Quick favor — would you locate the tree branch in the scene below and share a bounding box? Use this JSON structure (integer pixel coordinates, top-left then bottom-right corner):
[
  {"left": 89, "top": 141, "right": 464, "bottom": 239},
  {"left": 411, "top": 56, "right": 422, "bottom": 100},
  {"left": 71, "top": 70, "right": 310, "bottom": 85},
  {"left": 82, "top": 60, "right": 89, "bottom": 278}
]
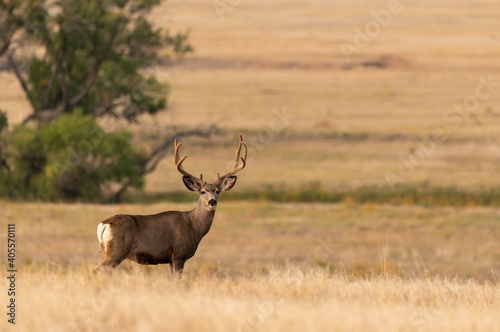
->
[
  {"left": 21, "top": 11, "right": 126, "bottom": 124},
  {"left": 0, "top": 147, "right": 11, "bottom": 172},
  {"left": 55, "top": 46, "right": 68, "bottom": 108},
  {"left": 67, "top": 72, "right": 98, "bottom": 107},
  {"left": 7, "top": 52, "right": 37, "bottom": 116},
  {"left": 143, "top": 125, "right": 220, "bottom": 175},
  {"left": 20, "top": 50, "right": 68, "bottom": 125},
  {"left": 110, "top": 125, "right": 220, "bottom": 202},
  {"left": 0, "top": 2, "right": 17, "bottom": 58},
  {"left": 68, "top": 17, "right": 122, "bottom": 108},
  {"left": 28, "top": 45, "right": 71, "bottom": 123},
  {"left": 7, "top": 52, "right": 29, "bottom": 96},
  {"left": 0, "top": 38, "right": 10, "bottom": 57}
]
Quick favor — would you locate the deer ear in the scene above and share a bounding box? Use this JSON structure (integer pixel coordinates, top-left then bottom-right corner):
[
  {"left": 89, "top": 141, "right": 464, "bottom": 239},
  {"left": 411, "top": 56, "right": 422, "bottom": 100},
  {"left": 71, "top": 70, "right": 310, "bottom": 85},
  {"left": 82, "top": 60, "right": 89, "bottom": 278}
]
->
[
  {"left": 220, "top": 176, "right": 237, "bottom": 192},
  {"left": 182, "top": 176, "right": 200, "bottom": 192}
]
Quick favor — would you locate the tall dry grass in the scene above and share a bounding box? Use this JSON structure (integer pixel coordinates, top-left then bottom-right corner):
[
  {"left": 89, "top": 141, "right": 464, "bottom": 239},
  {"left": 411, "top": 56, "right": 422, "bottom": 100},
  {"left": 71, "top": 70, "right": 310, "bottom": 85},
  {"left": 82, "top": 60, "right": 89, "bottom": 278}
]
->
[{"left": 8, "top": 264, "right": 499, "bottom": 332}]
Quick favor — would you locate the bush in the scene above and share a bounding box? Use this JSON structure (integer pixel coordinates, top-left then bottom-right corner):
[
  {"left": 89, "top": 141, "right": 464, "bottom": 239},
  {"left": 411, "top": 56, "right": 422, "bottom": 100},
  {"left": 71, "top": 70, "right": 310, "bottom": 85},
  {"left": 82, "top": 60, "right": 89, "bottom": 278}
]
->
[{"left": 0, "top": 111, "right": 145, "bottom": 201}]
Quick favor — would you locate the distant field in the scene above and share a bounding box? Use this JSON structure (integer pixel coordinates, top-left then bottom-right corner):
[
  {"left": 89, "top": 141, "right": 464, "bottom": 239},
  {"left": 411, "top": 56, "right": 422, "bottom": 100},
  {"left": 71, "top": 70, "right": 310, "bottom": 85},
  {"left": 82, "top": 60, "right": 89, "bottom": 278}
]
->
[{"left": 1, "top": 200, "right": 499, "bottom": 278}]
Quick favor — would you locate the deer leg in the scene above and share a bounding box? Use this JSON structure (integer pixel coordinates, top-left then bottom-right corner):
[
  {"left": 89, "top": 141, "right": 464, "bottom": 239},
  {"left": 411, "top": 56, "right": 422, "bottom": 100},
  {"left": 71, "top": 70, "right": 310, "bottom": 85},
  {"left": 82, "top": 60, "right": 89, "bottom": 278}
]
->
[
  {"left": 93, "top": 259, "right": 120, "bottom": 274},
  {"left": 173, "top": 259, "right": 185, "bottom": 278},
  {"left": 93, "top": 238, "right": 130, "bottom": 274}
]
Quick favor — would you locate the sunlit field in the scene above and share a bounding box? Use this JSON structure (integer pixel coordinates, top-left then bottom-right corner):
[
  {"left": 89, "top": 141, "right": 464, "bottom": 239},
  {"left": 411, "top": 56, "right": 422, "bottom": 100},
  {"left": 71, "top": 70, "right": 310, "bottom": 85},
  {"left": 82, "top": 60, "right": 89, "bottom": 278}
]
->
[
  {"left": 2, "top": 0, "right": 500, "bottom": 331},
  {"left": 16, "top": 266, "right": 500, "bottom": 332},
  {"left": 1, "top": 200, "right": 500, "bottom": 331}
]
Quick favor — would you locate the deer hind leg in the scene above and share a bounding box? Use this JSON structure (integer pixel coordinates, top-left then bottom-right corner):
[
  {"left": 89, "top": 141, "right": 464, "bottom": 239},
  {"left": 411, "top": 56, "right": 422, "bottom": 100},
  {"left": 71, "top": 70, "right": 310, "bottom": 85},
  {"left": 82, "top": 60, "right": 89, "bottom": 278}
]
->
[
  {"left": 172, "top": 259, "right": 185, "bottom": 278},
  {"left": 93, "top": 223, "right": 133, "bottom": 274},
  {"left": 94, "top": 242, "right": 126, "bottom": 273}
]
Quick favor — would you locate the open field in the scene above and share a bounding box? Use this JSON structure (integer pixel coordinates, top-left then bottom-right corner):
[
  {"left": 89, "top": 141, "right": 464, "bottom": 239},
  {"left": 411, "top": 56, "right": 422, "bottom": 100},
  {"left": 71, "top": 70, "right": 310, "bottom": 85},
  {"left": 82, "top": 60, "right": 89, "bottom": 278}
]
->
[
  {"left": 1, "top": 200, "right": 500, "bottom": 278},
  {"left": 12, "top": 266, "right": 500, "bottom": 332},
  {"left": 1, "top": 0, "right": 500, "bottom": 331},
  {"left": 1, "top": 200, "right": 500, "bottom": 331}
]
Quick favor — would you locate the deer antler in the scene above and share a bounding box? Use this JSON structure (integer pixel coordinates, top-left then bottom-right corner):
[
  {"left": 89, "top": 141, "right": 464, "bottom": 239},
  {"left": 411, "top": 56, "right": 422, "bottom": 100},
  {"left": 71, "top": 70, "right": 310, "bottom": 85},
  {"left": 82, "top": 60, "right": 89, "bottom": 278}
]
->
[
  {"left": 215, "top": 135, "right": 247, "bottom": 184},
  {"left": 174, "top": 138, "right": 204, "bottom": 184}
]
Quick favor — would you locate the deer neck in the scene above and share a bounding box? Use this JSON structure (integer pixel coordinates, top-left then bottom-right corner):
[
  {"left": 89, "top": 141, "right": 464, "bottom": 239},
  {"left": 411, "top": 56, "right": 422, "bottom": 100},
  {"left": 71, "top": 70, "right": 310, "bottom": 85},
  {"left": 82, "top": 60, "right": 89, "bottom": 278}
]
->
[{"left": 188, "top": 198, "right": 216, "bottom": 238}]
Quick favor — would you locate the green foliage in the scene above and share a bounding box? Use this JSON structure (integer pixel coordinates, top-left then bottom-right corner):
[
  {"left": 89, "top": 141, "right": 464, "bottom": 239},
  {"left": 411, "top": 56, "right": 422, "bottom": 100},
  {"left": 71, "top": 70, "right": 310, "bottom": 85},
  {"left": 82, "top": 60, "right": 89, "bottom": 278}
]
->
[
  {"left": 0, "top": 0, "right": 25, "bottom": 56},
  {"left": 165, "top": 30, "right": 194, "bottom": 60},
  {"left": 7, "top": 0, "right": 192, "bottom": 121},
  {"left": 0, "top": 0, "right": 194, "bottom": 201},
  {"left": 0, "top": 111, "right": 145, "bottom": 201},
  {"left": 0, "top": 111, "right": 8, "bottom": 132}
]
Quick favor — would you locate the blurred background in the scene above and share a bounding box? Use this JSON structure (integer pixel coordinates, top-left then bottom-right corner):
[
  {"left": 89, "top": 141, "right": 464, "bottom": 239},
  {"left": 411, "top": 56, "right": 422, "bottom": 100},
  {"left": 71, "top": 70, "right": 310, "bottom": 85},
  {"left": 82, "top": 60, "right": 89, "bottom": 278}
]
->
[{"left": 1, "top": 0, "right": 500, "bottom": 279}]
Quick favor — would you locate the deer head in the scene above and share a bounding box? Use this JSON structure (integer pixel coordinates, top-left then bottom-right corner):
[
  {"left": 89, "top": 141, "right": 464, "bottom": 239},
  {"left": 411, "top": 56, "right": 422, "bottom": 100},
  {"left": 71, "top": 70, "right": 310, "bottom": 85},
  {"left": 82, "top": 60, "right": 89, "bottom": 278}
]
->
[{"left": 174, "top": 135, "right": 247, "bottom": 211}]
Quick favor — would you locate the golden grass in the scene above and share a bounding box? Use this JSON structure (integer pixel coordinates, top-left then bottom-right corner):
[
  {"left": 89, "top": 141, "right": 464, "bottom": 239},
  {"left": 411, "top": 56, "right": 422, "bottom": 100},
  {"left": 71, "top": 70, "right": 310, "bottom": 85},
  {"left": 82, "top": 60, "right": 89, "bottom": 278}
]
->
[
  {"left": 7, "top": 264, "right": 500, "bottom": 332},
  {"left": 1, "top": 189, "right": 499, "bottom": 331},
  {"left": 1, "top": 200, "right": 499, "bottom": 279}
]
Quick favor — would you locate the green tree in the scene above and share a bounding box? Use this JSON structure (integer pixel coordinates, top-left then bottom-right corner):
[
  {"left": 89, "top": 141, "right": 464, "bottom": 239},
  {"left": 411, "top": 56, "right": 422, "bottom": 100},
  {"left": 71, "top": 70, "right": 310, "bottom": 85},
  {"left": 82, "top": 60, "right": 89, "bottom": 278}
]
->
[
  {"left": 0, "top": 110, "right": 145, "bottom": 200},
  {"left": 5, "top": 0, "right": 182, "bottom": 122},
  {"left": 0, "top": 0, "right": 210, "bottom": 201}
]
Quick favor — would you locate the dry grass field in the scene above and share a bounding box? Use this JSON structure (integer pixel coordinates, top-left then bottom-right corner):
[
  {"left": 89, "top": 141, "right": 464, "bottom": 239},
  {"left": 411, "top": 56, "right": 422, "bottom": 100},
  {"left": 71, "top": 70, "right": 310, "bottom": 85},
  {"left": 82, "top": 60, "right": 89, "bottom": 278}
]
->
[
  {"left": 2, "top": 0, "right": 500, "bottom": 331},
  {"left": 15, "top": 266, "right": 500, "bottom": 332},
  {"left": 1, "top": 200, "right": 500, "bottom": 331}
]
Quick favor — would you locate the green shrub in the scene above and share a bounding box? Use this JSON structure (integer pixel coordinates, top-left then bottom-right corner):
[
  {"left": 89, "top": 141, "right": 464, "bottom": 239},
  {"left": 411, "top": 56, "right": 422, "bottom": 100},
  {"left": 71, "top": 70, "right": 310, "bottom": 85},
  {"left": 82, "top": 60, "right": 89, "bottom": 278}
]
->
[{"left": 0, "top": 111, "right": 145, "bottom": 201}]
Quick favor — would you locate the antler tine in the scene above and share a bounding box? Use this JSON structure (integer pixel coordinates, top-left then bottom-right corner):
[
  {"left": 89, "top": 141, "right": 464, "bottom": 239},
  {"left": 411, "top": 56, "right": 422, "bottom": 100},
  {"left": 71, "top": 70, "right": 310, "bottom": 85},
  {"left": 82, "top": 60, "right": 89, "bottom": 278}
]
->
[
  {"left": 174, "top": 138, "right": 203, "bottom": 183},
  {"left": 216, "top": 135, "right": 247, "bottom": 183},
  {"left": 233, "top": 134, "right": 245, "bottom": 168}
]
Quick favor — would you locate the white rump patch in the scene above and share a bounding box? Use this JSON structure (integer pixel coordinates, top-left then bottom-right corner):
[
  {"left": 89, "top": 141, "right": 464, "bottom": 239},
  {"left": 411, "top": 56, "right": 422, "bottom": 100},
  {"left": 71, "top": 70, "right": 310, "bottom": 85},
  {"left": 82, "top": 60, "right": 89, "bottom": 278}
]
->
[{"left": 97, "top": 223, "right": 113, "bottom": 250}]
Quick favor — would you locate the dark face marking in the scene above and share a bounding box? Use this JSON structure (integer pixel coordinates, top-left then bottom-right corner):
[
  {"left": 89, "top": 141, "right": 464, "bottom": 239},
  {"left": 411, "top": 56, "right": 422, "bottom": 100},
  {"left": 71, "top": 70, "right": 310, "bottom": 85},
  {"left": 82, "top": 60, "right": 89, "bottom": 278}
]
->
[{"left": 199, "top": 183, "right": 221, "bottom": 210}]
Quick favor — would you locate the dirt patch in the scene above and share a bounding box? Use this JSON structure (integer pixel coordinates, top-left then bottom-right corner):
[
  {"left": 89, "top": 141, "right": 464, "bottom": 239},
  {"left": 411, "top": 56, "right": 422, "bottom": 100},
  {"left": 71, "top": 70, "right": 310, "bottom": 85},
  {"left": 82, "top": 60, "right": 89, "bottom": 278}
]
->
[
  {"left": 342, "top": 55, "right": 411, "bottom": 70},
  {"left": 169, "top": 56, "right": 338, "bottom": 71}
]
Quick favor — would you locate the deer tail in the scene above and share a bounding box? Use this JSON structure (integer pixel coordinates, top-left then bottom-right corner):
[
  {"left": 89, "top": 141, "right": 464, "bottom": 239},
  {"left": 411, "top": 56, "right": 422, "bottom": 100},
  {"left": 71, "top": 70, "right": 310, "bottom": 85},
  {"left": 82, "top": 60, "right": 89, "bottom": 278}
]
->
[{"left": 97, "top": 222, "right": 108, "bottom": 251}]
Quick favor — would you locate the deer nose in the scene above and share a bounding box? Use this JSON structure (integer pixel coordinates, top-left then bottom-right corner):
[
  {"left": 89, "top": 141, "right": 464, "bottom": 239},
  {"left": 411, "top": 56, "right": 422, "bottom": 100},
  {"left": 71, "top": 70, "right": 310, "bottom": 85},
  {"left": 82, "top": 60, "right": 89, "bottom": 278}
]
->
[{"left": 208, "top": 199, "right": 217, "bottom": 207}]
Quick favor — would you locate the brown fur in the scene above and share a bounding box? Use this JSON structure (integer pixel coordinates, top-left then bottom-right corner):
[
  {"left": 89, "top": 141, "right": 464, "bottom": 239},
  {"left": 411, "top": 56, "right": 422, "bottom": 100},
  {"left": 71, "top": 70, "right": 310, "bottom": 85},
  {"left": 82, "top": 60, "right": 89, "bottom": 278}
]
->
[
  {"left": 94, "top": 180, "right": 237, "bottom": 276},
  {"left": 94, "top": 136, "right": 246, "bottom": 277}
]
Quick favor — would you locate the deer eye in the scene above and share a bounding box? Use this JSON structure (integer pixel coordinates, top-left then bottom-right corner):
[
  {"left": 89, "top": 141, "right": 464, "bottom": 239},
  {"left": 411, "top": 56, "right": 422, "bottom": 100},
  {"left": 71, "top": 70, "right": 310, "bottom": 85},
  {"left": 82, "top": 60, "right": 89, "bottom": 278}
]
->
[
  {"left": 215, "top": 190, "right": 220, "bottom": 194},
  {"left": 201, "top": 191, "right": 206, "bottom": 194}
]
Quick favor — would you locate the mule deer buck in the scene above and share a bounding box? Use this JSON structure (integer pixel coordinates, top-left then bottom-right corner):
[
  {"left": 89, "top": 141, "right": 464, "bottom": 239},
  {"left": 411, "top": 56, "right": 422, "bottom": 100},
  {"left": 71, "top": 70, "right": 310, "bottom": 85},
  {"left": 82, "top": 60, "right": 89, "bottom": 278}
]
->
[{"left": 94, "top": 135, "right": 247, "bottom": 276}]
